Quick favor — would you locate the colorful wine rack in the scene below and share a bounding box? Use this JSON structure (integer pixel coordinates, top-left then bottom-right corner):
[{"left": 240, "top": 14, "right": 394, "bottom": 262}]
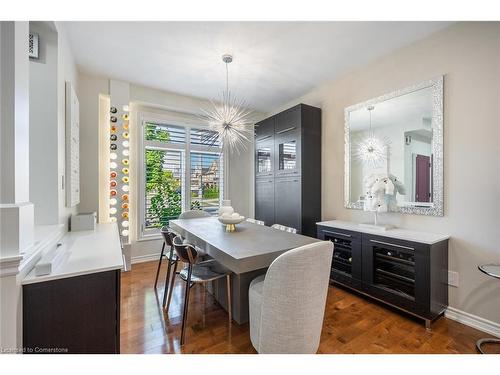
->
[{"left": 109, "top": 105, "right": 130, "bottom": 240}]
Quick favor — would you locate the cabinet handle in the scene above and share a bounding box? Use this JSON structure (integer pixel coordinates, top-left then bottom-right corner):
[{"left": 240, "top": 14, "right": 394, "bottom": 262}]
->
[
  {"left": 276, "top": 126, "right": 296, "bottom": 134},
  {"left": 370, "top": 239, "right": 415, "bottom": 251},
  {"left": 322, "top": 230, "right": 351, "bottom": 238}
]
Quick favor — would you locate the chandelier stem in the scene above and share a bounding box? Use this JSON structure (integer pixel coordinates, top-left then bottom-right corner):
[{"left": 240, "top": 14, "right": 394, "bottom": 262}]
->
[{"left": 225, "top": 62, "right": 228, "bottom": 94}]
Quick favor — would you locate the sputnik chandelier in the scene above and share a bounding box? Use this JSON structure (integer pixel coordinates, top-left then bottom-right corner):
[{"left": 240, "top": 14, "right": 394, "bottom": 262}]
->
[
  {"left": 200, "top": 54, "right": 254, "bottom": 152},
  {"left": 354, "top": 105, "right": 389, "bottom": 166}
]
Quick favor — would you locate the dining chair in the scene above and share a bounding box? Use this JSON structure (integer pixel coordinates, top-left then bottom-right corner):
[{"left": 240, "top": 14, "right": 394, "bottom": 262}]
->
[
  {"left": 171, "top": 235, "right": 233, "bottom": 345},
  {"left": 178, "top": 210, "right": 211, "bottom": 219},
  {"left": 248, "top": 241, "right": 333, "bottom": 353},
  {"left": 178, "top": 210, "right": 211, "bottom": 257},
  {"left": 246, "top": 218, "right": 265, "bottom": 225},
  {"left": 153, "top": 227, "right": 180, "bottom": 310},
  {"left": 154, "top": 226, "right": 178, "bottom": 290},
  {"left": 271, "top": 223, "right": 297, "bottom": 234}
]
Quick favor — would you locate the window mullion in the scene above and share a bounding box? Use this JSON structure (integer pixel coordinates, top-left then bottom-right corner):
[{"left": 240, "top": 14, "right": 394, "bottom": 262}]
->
[{"left": 184, "top": 126, "right": 191, "bottom": 212}]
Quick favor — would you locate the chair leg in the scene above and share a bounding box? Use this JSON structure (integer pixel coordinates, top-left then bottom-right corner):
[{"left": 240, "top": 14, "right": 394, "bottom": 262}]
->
[
  {"left": 154, "top": 242, "right": 166, "bottom": 289},
  {"left": 201, "top": 283, "right": 208, "bottom": 327},
  {"left": 165, "top": 261, "right": 178, "bottom": 313},
  {"left": 162, "top": 246, "right": 174, "bottom": 307},
  {"left": 226, "top": 274, "right": 232, "bottom": 323},
  {"left": 180, "top": 265, "right": 193, "bottom": 346}
]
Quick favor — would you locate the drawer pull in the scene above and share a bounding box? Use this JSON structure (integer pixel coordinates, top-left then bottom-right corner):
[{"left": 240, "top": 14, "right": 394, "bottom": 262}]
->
[
  {"left": 322, "top": 230, "right": 351, "bottom": 238},
  {"left": 370, "top": 239, "right": 415, "bottom": 251},
  {"left": 276, "top": 126, "right": 296, "bottom": 134}
]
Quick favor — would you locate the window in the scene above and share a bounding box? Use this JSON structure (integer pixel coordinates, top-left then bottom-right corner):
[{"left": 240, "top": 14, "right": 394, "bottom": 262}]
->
[
  {"left": 190, "top": 152, "right": 222, "bottom": 215},
  {"left": 141, "top": 119, "right": 223, "bottom": 237}
]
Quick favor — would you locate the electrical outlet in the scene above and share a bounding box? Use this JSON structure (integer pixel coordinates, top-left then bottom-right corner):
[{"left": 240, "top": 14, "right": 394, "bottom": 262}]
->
[{"left": 448, "top": 271, "right": 459, "bottom": 287}]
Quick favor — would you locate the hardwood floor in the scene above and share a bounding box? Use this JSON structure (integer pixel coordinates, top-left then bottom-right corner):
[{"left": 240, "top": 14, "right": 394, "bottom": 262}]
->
[{"left": 121, "top": 261, "right": 491, "bottom": 354}]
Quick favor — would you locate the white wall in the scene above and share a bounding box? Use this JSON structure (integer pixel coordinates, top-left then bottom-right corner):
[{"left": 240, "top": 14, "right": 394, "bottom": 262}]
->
[
  {"left": 78, "top": 73, "right": 109, "bottom": 214},
  {"left": 29, "top": 22, "right": 59, "bottom": 225},
  {"left": 268, "top": 22, "right": 500, "bottom": 324},
  {"left": 55, "top": 22, "right": 80, "bottom": 227},
  {"left": 0, "top": 21, "right": 32, "bottom": 351},
  {"left": 27, "top": 22, "right": 80, "bottom": 228}
]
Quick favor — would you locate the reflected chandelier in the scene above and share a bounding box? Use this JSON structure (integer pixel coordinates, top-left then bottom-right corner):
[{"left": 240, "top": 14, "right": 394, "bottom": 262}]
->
[
  {"left": 200, "top": 54, "right": 254, "bottom": 152},
  {"left": 354, "top": 105, "right": 389, "bottom": 166}
]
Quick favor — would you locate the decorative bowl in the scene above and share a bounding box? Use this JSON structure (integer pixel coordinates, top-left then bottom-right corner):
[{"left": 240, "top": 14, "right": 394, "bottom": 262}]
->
[{"left": 218, "top": 214, "right": 245, "bottom": 232}]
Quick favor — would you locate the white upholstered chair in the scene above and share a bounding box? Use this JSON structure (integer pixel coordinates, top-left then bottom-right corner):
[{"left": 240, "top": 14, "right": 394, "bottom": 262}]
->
[
  {"left": 178, "top": 209, "right": 211, "bottom": 257},
  {"left": 179, "top": 210, "right": 211, "bottom": 219},
  {"left": 248, "top": 241, "right": 334, "bottom": 353}
]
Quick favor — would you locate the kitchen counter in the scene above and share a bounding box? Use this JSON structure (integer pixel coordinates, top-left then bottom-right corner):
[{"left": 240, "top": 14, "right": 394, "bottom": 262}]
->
[{"left": 23, "top": 223, "right": 123, "bottom": 285}]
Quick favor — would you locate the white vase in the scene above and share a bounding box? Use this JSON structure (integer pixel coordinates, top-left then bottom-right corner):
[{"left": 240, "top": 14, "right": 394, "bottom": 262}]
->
[{"left": 219, "top": 200, "right": 234, "bottom": 216}]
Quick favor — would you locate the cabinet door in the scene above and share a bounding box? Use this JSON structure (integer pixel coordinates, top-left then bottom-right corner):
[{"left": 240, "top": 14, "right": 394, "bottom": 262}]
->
[
  {"left": 317, "top": 227, "right": 362, "bottom": 289},
  {"left": 274, "top": 177, "right": 301, "bottom": 232},
  {"left": 275, "top": 106, "right": 301, "bottom": 133},
  {"left": 275, "top": 129, "right": 301, "bottom": 177},
  {"left": 255, "top": 178, "right": 275, "bottom": 226},
  {"left": 255, "top": 116, "right": 275, "bottom": 141},
  {"left": 255, "top": 137, "right": 275, "bottom": 178},
  {"left": 362, "top": 234, "right": 430, "bottom": 317}
]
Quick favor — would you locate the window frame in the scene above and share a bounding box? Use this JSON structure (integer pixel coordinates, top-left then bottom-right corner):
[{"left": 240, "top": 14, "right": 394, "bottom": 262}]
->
[{"left": 138, "top": 110, "right": 227, "bottom": 241}]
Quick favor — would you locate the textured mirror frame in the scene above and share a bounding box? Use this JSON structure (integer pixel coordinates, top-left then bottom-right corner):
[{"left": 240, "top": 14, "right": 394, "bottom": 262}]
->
[{"left": 344, "top": 76, "right": 444, "bottom": 217}]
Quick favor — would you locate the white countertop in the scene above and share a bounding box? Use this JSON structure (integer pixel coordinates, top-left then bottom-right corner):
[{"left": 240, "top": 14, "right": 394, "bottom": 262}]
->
[
  {"left": 317, "top": 220, "right": 450, "bottom": 245},
  {"left": 23, "top": 223, "right": 123, "bottom": 285}
]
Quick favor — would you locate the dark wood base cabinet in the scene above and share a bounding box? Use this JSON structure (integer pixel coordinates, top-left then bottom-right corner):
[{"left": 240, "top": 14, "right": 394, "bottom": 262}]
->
[
  {"left": 317, "top": 224, "right": 448, "bottom": 328},
  {"left": 23, "top": 270, "right": 121, "bottom": 354}
]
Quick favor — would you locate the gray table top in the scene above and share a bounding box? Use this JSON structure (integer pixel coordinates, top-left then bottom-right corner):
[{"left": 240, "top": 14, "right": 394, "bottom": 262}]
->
[{"left": 169, "top": 217, "right": 320, "bottom": 274}]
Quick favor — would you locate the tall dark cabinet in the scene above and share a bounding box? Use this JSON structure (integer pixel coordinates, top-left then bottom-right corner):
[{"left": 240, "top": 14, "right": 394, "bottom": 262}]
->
[{"left": 255, "top": 104, "right": 321, "bottom": 237}]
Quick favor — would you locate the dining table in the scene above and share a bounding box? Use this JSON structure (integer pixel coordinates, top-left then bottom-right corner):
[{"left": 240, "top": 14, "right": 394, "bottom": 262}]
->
[{"left": 169, "top": 217, "right": 321, "bottom": 324}]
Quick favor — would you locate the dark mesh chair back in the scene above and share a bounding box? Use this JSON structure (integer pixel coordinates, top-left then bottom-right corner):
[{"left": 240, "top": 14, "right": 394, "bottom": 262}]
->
[
  {"left": 173, "top": 235, "right": 198, "bottom": 264},
  {"left": 160, "top": 226, "right": 176, "bottom": 247}
]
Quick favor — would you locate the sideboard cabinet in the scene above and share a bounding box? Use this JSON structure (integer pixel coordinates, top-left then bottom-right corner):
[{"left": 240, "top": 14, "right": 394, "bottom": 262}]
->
[
  {"left": 317, "top": 220, "right": 449, "bottom": 329},
  {"left": 255, "top": 104, "right": 321, "bottom": 237}
]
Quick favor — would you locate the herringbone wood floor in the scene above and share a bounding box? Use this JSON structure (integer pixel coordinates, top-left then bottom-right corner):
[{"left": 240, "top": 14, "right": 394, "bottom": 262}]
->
[{"left": 120, "top": 261, "right": 494, "bottom": 354}]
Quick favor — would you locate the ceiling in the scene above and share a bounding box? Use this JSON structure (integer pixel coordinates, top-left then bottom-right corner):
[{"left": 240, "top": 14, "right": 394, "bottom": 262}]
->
[
  {"left": 64, "top": 21, "right": 452, "bottom": 112},
  {"left": 349, "top": 86, "right": 433, "bottom": 132}
]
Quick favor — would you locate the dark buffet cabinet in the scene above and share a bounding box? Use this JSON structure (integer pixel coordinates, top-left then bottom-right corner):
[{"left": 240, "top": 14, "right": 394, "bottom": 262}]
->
[
  {"left": 23, "top": 269, "right": 121, "bottom": 353},
  {"left": 317, "top": 222, "right": 449, "bottom": 328},
  {"left": 255, "top": 104, "right": 321, "bottom": 236}
]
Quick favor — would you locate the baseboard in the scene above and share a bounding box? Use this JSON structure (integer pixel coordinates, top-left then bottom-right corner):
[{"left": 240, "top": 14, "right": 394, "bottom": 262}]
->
[
  {"left": 131, "top": 253, "right": 160, "bottom": 264},
  {"left": 445, "top": 307, "right": 500, "bottom": 338}
]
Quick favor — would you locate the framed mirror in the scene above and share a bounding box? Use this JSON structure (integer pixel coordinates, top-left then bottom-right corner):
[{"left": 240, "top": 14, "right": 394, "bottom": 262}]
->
[{"left": 344, "top": 76, "right": 443, "bottom": 216}]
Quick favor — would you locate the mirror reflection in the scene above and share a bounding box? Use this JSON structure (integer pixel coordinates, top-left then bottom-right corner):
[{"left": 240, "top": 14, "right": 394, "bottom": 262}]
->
[{"left": 348, "top": 86, "right": 434, "bottom": 210}]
